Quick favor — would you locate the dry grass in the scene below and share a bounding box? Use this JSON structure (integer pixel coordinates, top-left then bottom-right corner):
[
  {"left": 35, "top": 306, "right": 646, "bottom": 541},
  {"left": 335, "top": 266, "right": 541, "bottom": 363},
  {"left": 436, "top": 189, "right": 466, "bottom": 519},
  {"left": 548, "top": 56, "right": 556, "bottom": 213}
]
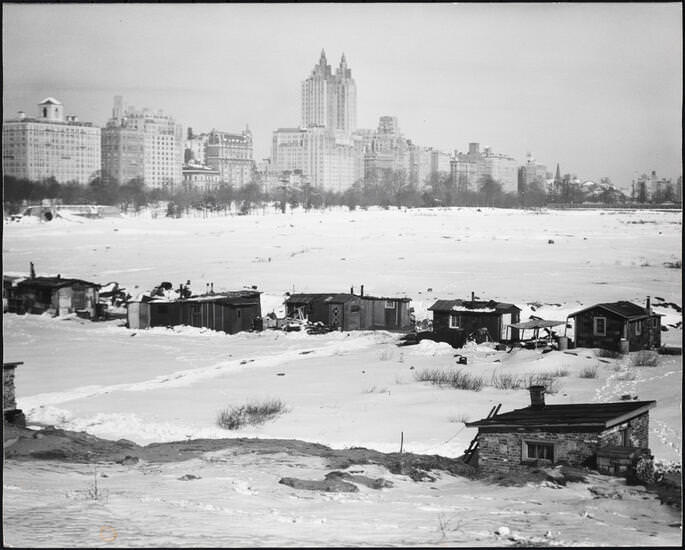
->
[
  {"left": 217, "top": 399, "right": 287, "bottom": 430},
  {"left": 598, "top": 348, "right": 623, "bottom": 359},
  {"left": 578, "top": 365, "right": 598, "bottom": 378},
  {"left": 363, "top": 385, "right": 390, "bottom": 394},
  {"left": 489, "top": 370, "right": 565, "bottom": 393},
  {"left": 415, "top": 368, "right": 484, "bottom": 391},
  {"left": 447, "top": 413, "right": 471, "bottom": 424}
]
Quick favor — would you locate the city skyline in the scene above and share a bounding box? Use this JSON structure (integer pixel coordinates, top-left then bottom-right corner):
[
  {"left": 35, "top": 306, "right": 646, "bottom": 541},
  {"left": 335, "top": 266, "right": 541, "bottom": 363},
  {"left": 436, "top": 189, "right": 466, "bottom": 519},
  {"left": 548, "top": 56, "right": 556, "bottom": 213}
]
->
[{"left": 2, "top": 3, "right": 682, "bottom": 189}]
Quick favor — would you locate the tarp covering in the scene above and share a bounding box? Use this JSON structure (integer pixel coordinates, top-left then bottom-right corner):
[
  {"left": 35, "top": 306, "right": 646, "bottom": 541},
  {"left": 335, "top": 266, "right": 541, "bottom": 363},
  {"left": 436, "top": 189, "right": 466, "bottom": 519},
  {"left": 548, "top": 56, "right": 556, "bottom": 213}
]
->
[{"left": 509, "top": 319, "right": 565, "bottom": 330}]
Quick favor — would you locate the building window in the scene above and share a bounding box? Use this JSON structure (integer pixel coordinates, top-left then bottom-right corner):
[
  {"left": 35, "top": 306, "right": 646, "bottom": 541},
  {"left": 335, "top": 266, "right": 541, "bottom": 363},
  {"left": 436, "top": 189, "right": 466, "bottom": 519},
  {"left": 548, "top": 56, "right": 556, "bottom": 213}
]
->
[
  {"left": 384, "top": 300, "right": 395, "bottom": 309},
  {"left": 593, "top": 316, "right": 606, "bottom": 336},
  {"left": 634, "top": 321, "right": 642, "bottom": 336},
  {"left": 449, "top": 315, "right": 460, "bottom": 329},
  {"left": 651, "top": 317, "right": 659, "bottom": 329},
  {"left": 524, "top": 441, "right": 554, "bottom": 461}
]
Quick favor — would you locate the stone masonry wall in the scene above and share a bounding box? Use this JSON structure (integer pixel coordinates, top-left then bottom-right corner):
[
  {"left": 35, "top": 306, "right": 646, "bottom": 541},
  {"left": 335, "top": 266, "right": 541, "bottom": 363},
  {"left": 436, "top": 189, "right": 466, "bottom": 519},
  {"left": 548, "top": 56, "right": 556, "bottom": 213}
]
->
[
  {"left": 477, "top": 414, "right": 650, "bottom": 474},
  {"left": 3, "top": 368, "right": 17, "bottom": 411}
]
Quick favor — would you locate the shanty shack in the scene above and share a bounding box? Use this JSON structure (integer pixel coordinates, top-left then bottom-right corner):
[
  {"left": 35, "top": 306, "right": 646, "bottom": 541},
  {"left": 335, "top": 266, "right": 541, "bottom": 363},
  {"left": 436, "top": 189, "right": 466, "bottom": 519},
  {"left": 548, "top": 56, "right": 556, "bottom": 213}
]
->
[
  {"left": 428, "top": 296, "right": 520, "bottom": 346},
  {"left": 127, "top": 291, "right": 262, "bottom": 334},
  {"left": 285, "top": 289, "right": 413, "bottom": 331},
  {"left": 285, "top": 293, "right": 362, "bottom": 331},
  {"left": 567, "top": 298, "right": 661, "bottom": 352},
  {"left": 465, "top": 386, "right": 655, "bottom": 475},
  {"left": 3, "top": 361, "right": 25, "bottom": 426},
  {"left": 359, "top": 295, "right": 412, "bottom": 331},
  {"left": 178, "top": 291, "right": 262, "bottom": 334},
  {"left": 8, "top": 276, "right": 100, "bottom": 318},
  {"left": 126, "top": 298, "right": 181, "bottom": 329}
]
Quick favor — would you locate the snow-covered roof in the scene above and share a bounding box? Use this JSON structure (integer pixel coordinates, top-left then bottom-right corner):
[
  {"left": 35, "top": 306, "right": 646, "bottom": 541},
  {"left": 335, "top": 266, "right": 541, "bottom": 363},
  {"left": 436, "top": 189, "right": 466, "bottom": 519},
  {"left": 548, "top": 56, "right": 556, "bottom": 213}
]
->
[
  {"left": 39, "top": 97, "right": 62, "bottom": 105},
  {"left": 451, "top": 306, "right": 496, "bottom": 313}
]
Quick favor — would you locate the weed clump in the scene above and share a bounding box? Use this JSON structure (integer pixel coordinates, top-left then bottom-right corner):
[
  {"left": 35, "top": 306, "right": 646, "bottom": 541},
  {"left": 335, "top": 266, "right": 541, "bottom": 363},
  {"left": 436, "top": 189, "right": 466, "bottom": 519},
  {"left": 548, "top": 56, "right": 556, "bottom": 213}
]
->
[
  {"left": 415, "top": 368, "right": 484, "bottom": 391},
  {"left": 631, "top": 350, "right": 659, "bottom": 367},
  {"left": 217, "top": 399, "right": 287, "bottom": 430},
  {"left": 579, "top": 365, "right": 598, "bottom": 378}
]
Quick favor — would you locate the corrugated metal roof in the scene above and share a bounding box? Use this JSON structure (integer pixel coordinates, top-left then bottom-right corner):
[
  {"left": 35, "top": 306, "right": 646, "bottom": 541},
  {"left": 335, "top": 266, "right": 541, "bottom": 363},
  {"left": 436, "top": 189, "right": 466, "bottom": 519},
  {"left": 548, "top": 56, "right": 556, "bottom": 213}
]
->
[
  {"left": 361, "top": 296, "right": 412, "bottom": 303},
  {"left": 182, "top": 291, "right": 260, "bottom": 304},
  {"left": 466, "top": 401, "right": 656, "bottom": 430},
  {"left": 568, "top": 301, "right": 656, "bottom": 320},
  {"left": 428, "top": 299, "right": 519, "bottom": 312}
]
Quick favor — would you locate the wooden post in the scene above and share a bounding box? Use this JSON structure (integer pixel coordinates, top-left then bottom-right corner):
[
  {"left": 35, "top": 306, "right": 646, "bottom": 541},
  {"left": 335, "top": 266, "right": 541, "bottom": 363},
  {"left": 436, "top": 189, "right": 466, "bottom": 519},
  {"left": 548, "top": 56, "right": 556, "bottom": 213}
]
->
[{"left": 400, "top": 431, "right": 404, "bottom": 454}]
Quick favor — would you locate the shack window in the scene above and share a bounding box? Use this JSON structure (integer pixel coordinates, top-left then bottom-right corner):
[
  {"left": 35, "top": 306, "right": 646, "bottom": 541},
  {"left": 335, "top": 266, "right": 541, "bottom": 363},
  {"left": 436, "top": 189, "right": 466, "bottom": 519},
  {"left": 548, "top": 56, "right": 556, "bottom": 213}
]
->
[
  {"left": 449, "top": 315, "right": 460, "bottom": 329},
  {"left": 634, "top": 321, "right": 642, "bottom": 336},
  {"left": 651, "top": 317, "right": 659, "bottom": 328},
  {"left": 350, "top": 305, "right": 360, "bottom": 312},
  {"left": 524, "top": 441, "right": 554, "bottom": 461},
  {"left": 593, "top": 316, "right": 606, "bottom": 336},
  {"left": 384, "top": 301, "right": 395, "bottom": 309}
]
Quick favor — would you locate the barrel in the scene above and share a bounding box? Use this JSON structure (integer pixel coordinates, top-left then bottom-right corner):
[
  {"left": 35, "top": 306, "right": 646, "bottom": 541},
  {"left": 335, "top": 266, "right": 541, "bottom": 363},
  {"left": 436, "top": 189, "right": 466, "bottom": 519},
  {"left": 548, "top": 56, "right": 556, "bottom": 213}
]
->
[
  {"left": 619, "top": 338, "right": 630, "bottom": 355},
  {"left": 557, "top": 336, "right": 568, "bottom": 351}
]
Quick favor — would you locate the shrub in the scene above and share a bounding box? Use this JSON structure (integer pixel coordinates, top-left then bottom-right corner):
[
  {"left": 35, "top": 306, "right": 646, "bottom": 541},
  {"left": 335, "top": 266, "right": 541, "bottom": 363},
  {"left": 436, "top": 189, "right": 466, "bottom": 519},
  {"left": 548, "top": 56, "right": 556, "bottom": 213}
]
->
[
  {"left": 598, "top": 348, "right": 623, "bottom": 359},
  {"left": 578, "top": 365, "right": 598, "bottom": 379},
  {"left": 489, "top": 370, "right": 565, "bottom": 393},
  {"left": 217, "top": 399, "right": 286, "bottom": 430},
  {"left": 414, "top": 368, "right": 484, "bottom": 391},
  {"left": 363, "top": 385, "right": 390, "bottom": 394},
  {"left": 631, "top": 350, "right": 659, "bottom": 367},
  {"left": 663, "top": 260, "right": 682, "bottom": 269},
  {"left": 615, "top": 370, "right": 636, "bottom": 381}
]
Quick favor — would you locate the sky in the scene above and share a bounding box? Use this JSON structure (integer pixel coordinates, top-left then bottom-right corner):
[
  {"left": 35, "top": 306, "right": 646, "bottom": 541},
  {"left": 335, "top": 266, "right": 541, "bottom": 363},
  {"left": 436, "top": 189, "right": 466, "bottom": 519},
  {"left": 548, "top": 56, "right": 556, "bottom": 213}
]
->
[{"left": 2, "top": 3, "right": 682, "bottom": 189}]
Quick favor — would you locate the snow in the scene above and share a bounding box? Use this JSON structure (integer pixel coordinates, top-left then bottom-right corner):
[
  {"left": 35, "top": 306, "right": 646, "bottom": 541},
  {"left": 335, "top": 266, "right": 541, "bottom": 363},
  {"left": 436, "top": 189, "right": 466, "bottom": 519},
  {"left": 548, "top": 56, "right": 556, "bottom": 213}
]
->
[{"left": 2, "top": 206, "right": 682, "bottom": 546}]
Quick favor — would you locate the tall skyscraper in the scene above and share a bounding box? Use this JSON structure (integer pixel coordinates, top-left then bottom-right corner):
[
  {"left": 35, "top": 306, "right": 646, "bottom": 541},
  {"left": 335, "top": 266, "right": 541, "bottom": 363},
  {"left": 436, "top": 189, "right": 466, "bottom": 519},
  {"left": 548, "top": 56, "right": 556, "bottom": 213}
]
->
[
  {"left": 101, "top": 96, "right": 183, "bottom": 189},
  {"left": 301, "top": 50, "right": 357, "bottom": 136},
  {"left": 273, "top": 50, "right": 357, "bottom": 191},
  {"left": 2, "top": 98, "right": 101, "bottom": 185}
]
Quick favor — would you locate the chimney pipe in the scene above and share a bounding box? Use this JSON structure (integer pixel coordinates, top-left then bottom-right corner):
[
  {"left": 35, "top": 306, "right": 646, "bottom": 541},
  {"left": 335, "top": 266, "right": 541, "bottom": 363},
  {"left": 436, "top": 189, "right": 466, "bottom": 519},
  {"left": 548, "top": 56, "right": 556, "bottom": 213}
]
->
[
  {"left": 360, "top": 284, "right": 364, "bottom": 297},
  {"left": 529, "top": 385, "right": 545, "bottom": 408},
  {"left": 210, "top": 282, "right": 214, "bottom": 295},
  {"left": 351, "top": 286, "right": 354, "bottom": 295},
  {"left": 646, "top": 296, "right": 651, "bottom": 315},
  {"left": 205, "top": 283, "right": 209, "bottom": 294},
  {"left": 471, "top": 291, "right": 475, "bottom": 302}
]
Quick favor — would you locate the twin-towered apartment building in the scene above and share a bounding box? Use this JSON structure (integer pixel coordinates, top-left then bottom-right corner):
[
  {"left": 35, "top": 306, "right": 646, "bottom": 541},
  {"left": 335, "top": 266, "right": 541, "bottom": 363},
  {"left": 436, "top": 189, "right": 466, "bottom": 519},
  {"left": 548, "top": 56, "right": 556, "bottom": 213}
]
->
[{"left": 3, "top": 50, "right": 542, "bottom": 195}]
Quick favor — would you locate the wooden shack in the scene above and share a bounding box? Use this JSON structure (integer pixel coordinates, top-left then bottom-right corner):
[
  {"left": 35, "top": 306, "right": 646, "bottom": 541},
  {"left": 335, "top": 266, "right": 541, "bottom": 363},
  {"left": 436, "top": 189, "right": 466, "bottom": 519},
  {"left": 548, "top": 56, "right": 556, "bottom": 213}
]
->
[
  {"left": 178, "top": 291, "right": 262, "bottom": 334},
  {"left": 126, "top": 298, "right": 181, "bottom": 329},
  {"left": 285, "top": 293, "right": 362, "bottom": 331},
  {"left": 465, "top": 386, "right": 655, "bottom": 475},
  {"left": 3, "top": 362, "right": 25, "bottom": 426},
  {"left": 567, "top": 298, "right": 661, "bottom": 352},
  {"left": 9, "top": 276, "right": 100, "bottom": 318},
  {"left": 359, "top": 295, "right": 413, "bottom": 331},
  {"left": 428, "top": 296, "right": 520, "bottom": 346}
]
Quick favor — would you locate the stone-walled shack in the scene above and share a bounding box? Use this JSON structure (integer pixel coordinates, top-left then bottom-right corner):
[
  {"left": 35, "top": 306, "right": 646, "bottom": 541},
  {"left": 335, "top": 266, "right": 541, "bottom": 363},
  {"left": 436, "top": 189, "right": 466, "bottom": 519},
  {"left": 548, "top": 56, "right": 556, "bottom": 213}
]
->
[
  {"left": 465, "top": 386, "right": 655, "bottom": 475},
  {"left": 3, "top": 362, "right": 25, "bottom": 426}
]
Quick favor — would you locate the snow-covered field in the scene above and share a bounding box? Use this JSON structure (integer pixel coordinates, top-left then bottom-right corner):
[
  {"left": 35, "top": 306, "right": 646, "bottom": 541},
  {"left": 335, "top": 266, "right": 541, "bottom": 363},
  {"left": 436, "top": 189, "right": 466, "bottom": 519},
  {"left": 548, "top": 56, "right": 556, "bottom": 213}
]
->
[{"left": 3, "top": 206, "right": 682, "bottom": 546}]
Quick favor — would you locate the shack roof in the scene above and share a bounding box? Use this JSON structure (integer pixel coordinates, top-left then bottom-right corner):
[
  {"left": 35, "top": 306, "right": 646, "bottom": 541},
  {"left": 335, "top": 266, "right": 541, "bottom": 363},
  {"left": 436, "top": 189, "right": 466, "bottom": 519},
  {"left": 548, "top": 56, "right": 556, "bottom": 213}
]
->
[
  {"left": 428, "top": 299, "right": 520, "bottom": 313},
  {"left": 360, "top": 295, "right": 412, "bottom": 303},
  {"left": 568, "top": 301, "right": 660, "bottom": 320},
  {"left": 16, "top": 276, "right": 100, "bottom": 290},
  {"left": 286, "top": 293, "right": 358, "bottom": 304},
  {"left": 3, "top": 362, "right": 24, "bottom": 370},
  {"left": 182, "top": 291, "right": 261, "bottom": 305},
  {"left": 465, "top": 400, "right": 656, "bottom": 431}
]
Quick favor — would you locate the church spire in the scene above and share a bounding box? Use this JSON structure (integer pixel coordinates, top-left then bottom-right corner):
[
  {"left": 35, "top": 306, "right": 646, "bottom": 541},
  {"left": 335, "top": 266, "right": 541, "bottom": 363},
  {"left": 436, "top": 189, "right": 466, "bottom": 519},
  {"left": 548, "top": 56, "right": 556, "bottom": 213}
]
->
[
  {"left": 319, "top": 49, "right": 327, "bottom": 65},
  {"left": 555, "top": 163, "right": 562, "bottom": 183}
]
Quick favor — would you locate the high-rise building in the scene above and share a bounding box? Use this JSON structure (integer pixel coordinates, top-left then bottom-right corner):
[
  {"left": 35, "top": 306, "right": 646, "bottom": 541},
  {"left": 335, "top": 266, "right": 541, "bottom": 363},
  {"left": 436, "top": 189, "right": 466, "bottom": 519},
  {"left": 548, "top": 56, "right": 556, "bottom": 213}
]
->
[
  {"left": 518, "top": 153, "right": 547, "bottom": 193},
  {"left": 101, "top": 96, "right": 183, "bottom": 189},
  {"left": 272, "top": 51, "right": 357, "bottom": 191},
  {"left": 450, "top": 142, "right": 518, "bottom": 194},
  {"left": 301, "top": 50, "right": 357, "bottom": 136},
  {"left": 204, "top": 128, "right": 254, "bottom": 186},
  {"left": 363, "top": 116, "right": 411, "bottom": 180},
  {"left": 2, "top": 98, "right": 101, "bottom": 184}
]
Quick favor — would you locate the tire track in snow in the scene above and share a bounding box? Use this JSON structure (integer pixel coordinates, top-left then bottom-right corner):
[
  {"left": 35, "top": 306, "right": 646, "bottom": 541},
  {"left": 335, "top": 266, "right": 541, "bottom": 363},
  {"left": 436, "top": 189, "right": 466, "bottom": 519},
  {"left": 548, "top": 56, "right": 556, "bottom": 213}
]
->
[{"left": 20, "top": 333, "right": 390, "bottom": 410}]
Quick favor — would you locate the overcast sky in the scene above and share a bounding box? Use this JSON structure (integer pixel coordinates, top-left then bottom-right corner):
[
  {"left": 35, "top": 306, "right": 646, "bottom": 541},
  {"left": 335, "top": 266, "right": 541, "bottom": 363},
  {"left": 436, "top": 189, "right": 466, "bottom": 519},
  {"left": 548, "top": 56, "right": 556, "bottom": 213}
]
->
[{"left": 3, "top": 3, "right": 682, "bottom": 188}]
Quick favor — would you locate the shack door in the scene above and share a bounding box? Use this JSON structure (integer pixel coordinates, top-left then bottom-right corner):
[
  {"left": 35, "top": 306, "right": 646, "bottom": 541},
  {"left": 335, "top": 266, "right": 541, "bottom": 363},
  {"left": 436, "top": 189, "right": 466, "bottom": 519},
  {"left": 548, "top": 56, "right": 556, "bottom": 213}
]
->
[
  {"left": 501, "top": 313, "right": 512, "bottom": 341},
  {"left": 58, "top": 292, "right": 71, "bottom": 315},
  {"left": 329, "top": 304, "right": 342, "bottom": 329},
  {"left": 384, "top": 301, "right": 398, "bottom": 329}
]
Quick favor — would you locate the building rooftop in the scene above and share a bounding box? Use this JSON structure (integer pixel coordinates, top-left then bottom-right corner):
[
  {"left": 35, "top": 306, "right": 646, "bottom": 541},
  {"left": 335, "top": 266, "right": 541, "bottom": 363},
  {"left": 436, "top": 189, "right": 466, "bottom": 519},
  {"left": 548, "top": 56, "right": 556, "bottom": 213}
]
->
[
  {"left": 39, "top": 97, "right": 62, "bottom": 105},
  {"left": 428, "top": 299, "right": 519, "bottom": 313},
  {"left": 568, "top": 301, "right": 659, "bottom": 320},
  {"left": 16, "top": 277, "right": 100, "bottom": 290},
  {"left": 466, "top": 400, "right": 656, "bottom": 431},
  {"left": 286, "top": 293, "right": 358, "bottom": 304}
]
